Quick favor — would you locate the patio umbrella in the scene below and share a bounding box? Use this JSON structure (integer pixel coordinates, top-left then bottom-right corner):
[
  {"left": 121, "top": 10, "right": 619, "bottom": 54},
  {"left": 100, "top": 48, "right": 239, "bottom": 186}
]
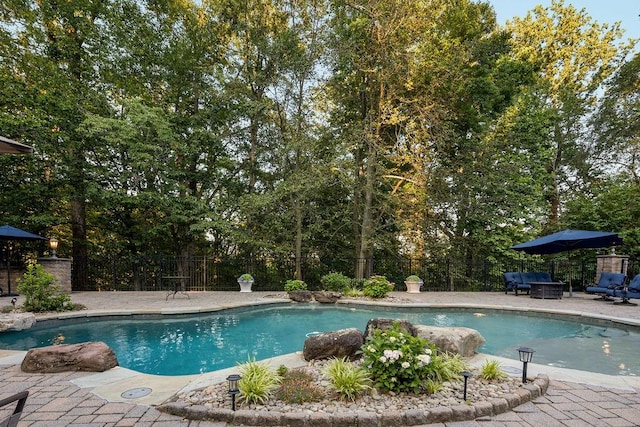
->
[
  {"left": 512, "top": 229, "right": 623, "bottom": 296},
  {"left": 0, "top": 136, "right": 33, "bottom": 154},
  {"left": 0, "top": 224, "right": 47, "bottom": 296}
]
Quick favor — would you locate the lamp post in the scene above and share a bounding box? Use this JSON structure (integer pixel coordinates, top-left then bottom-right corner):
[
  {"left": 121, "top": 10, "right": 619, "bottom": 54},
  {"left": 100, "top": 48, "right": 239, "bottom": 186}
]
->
[
  {"left": 461, "top": 371, "right": 472, "bottom": 401},
  {"left": 49, "top": 238, "right": 58, "bottom": 258},
  {"left": 226, "top": 374, "right": 241, "bottom": 411},
  {"left": 517, "top": 347, "right": 535, "bottom": 384}
]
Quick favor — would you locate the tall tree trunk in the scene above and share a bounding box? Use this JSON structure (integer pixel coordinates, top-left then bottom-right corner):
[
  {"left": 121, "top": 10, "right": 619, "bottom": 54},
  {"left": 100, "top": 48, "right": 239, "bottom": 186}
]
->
[{"left": 71, "top": 198, "right": 87, "bottom": 290}]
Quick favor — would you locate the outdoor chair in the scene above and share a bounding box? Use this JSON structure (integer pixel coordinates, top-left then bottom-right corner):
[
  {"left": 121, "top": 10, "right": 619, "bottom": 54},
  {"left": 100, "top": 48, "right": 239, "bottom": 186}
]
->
[
  {"left": 585, "top": 272, "right": 626, "bottom": 300},
  {"left": 503, "top": 272, "right": 552, "bottom": 296},
  {"left": 0, "top": 391, "right": 28, "bottom": 427},
  {"left": 609, "top": 273, "right": 640, "bottom": 303}
]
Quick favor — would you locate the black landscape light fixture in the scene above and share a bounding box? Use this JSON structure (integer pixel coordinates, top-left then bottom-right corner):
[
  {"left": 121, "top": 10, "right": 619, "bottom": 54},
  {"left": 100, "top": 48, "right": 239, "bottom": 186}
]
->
[
  {"left": 517, "top": 347, "right": 535, "bottom": 384},
  {"left": 226, "top": 374, "right": 241, "bottom": 411},
  {"left": 461, "top": 371, "right": 472, "bottom": 401},
  {"left": 49, "top": 238, "right": 58, "bottom": 258}
]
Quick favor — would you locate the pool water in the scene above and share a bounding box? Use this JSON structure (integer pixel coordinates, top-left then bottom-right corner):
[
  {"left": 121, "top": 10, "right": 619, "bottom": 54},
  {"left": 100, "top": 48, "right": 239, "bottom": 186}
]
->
[{"left": 0, "top": 304, "right": 638, "bottom": 376}]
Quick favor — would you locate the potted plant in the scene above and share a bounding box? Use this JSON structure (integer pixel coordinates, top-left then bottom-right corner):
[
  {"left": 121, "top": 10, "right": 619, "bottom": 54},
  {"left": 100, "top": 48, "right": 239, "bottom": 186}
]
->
[
  {"left": 237, "top": 274, "right": 254, "bottom": 293},
  {"left": 404, "top": 275, "right": 423, "bottom": 294}
]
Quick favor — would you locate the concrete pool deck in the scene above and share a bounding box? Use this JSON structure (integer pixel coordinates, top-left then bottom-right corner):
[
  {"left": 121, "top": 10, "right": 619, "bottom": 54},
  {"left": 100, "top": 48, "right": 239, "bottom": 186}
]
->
[{"left": 1, "top": 290, "right": 640, "bottom": 426}]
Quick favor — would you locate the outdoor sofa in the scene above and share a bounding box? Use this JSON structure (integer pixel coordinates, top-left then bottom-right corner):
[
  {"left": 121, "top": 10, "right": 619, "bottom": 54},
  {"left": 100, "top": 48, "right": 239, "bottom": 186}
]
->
[
  {"left": 502, "top": 271, "right": 552, "bottom": 296},
  {"left": 585, "top": 272, "right": 626, "bottom": 300},
  {"left": 608, "top": 273, "right": 640, "bottom": 302}
]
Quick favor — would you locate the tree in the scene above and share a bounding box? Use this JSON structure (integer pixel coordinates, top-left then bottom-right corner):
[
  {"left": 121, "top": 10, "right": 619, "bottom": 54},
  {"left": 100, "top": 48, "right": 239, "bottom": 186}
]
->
[{"left": 506, "top": 0, "right": 634, "bottom": 229}]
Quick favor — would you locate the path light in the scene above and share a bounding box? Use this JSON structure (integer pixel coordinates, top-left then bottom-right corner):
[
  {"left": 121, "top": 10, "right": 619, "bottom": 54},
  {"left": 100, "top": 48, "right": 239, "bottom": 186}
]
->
[
  {"left": 226, "top": 374, "right": 241, "bottom": 411},
  {"left": 49, "top": 237, "right": 58, "bottom": 258},
  {"left": 461, "top": 371, "right": 472, "bottom": 401},
  {"left": 517, "top": 347, "right": 535, "bottom": 384}
]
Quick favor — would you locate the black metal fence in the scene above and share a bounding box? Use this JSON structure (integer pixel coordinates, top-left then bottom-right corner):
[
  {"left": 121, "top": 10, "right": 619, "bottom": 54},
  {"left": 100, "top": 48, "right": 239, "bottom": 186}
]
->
[{"left": 80, "top": 253, "right": 638, "bottom": 293}]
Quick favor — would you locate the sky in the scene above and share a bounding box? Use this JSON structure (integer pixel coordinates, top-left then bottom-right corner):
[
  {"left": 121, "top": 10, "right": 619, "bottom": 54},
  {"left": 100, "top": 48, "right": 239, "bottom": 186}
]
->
[{"left": 488, "top": 0, "right": 640, "bottom": 42}]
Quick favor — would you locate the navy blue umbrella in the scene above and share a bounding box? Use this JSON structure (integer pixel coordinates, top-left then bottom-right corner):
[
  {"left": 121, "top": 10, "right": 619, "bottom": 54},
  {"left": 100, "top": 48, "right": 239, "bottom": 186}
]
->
[
  {"left": 511, "top": 229, "right": 623, "bottom": 255},
  {"left": 512, "top": 229, "right": 623, "bottom": 296},
  {"left": 0, "top": 225, "right": 47, "bottom": 297}
]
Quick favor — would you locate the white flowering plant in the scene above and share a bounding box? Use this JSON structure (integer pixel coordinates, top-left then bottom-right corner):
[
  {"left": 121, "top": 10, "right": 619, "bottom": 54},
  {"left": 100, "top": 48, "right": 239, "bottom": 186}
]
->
[{"left": 361, "top": 322, "right": 437, "bottom": 393}]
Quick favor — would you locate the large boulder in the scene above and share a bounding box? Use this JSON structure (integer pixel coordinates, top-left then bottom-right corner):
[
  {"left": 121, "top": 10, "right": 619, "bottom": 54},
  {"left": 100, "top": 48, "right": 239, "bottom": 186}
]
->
[
  {"left": 21, "top": 341, "right": 119, "bottom": 373},
  {"left": 0, "top": 312, "right": 36, "bottom": 332},
  {"left": 303, "top": 328, "right": 364, "bottom": 361},
  {"left": 312, "top": 291, "right": 342, "bottom": 303},
  {"left": 288, "top": 291, "right": 313, "bottom": 302},
  {"left": 413, "top": 325, "right": 485, "bottom": 357},
  {"left": 364, "top": 318, "right": 417, "bottom": 338}
]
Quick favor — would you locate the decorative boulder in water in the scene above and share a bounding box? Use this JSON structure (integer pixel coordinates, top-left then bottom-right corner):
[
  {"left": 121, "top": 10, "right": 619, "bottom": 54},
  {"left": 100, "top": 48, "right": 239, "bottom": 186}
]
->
[
  {"left": 21, "top": 341, "right": 119, "bottom": 373},
  {"left": 303, "top": 328, "right": 364, "bottom": 361},
  {"left": 413, "top": 325, "right": 485, "bottom": 357}
]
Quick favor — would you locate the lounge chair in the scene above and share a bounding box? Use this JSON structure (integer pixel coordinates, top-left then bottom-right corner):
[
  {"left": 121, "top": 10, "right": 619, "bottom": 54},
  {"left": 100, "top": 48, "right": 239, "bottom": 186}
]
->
[
  {"left": 585, "top": 272, "right": 626, "bottom": 300},
  {"left": 609, "top": 274, "right": 640, "bottom": 305},
  {"left": 0, "top": 390, "right": 28, "bottom": 427},
  {"left": 503, "top": 272, "right": 552, "bottom": 296}
]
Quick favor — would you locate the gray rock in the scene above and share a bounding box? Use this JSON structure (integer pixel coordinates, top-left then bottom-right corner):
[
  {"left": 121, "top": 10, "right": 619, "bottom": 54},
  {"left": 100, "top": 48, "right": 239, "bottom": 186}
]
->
[
  {"left": 288, "top": 291, "right": 313, "bottom": 302},
  {"left": 21, "top": 341, "right": 118, "bottom": 373},
  {"left": 0, "top": 312, "right": 36, "bottom": 332},
  {"left": 303, "top": 328, "right": 364, "bottom": 361},
  {"left": 414, "top": 325, "right": 485, "bottom": 357},
  {"left": 312, "top": 291, "right": 341, "bottom": 303}
]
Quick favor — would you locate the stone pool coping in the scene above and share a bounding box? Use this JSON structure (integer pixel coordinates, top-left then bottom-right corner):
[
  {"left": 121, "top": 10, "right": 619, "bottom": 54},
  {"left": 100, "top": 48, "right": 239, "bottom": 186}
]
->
[{"left": 158, "top": 374, "right": 550, "bottom": 426}]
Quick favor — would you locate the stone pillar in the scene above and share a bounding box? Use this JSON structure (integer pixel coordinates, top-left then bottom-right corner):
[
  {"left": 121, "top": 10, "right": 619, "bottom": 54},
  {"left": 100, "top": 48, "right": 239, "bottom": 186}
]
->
[
  {"left": 38, "top": 257, "right": 72, "bottom": 293},
  {"left": 596, "top": 254, "right": 629, "bottom": 283}
]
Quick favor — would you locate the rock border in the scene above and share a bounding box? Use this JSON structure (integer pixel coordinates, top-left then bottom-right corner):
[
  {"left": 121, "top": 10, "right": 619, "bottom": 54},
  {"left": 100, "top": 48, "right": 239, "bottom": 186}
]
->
[{"left": 159, "top": 374, "right": 549, "bottom": 426}]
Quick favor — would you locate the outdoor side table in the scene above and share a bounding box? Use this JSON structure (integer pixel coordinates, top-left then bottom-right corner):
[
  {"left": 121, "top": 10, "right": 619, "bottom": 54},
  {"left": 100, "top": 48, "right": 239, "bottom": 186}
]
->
[
  {"left": 529, "top": 281, "right": 563, "bottom": 299},
  {"left": 163, "top": 275, "right": 190, "bottom": 300}
]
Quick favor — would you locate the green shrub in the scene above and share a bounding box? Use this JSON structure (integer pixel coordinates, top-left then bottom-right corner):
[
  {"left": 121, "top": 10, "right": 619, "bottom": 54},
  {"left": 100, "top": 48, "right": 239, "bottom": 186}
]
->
[
  {"left": 237, "top": 357, "right": 280, "bottom": 405},
  {"left": 322, "top": 357, "right": 371, "bottom": 401},
  {"left": 480, "top": 359, "right": 507, "bottom": 381},
  {"left": 405, "top": 275, "right": 422, "bottom": 282},
  {"left": 320, "top": 272, "right": 352, "bottom": 292},
  {"left": 284, "top": 279, "right": 307, "bottom": 292},
  {"left": 361, "top": 322, "right": 437, "bottom": 393},
  {"left": 429, "top": 352, "right": 468, "bottom": 383},
  {"left": 363, "top": 275, "right": 393, "bottom": 298},
  {"left": 16, "top": 264, "right": 72, "bottom": 313},
  {"left": 238, "top": 273, "right": 254, "bottom": 281},
  {"left": 276, "top": 368, "right": 324, "bottom": 404}
]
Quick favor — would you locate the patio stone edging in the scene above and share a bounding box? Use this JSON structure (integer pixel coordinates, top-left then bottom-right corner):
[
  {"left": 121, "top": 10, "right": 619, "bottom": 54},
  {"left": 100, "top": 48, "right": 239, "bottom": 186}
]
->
[{"left": 158, "top": 374, "right": 549, "bottom": 426}]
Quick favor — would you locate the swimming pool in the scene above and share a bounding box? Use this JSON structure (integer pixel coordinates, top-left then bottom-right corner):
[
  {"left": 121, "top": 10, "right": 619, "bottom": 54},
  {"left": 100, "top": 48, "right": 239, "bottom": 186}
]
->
[{"left": 1, "top": 304, "right": 638, "bottom": 376}]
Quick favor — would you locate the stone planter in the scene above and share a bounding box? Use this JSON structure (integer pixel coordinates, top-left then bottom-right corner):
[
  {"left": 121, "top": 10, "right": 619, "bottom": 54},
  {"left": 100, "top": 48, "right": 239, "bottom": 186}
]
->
[
  {"left": 405, "top": 280, "right": 422, "bottom": 294},
  {"left": 238, "top": 280, "right": 253, "bottom": 292}
]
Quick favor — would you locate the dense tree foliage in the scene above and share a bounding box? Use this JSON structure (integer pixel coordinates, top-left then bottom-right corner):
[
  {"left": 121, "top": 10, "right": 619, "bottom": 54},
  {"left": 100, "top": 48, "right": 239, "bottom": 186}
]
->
[{"left": 1, "top": 0, "right": 637, "bottom": 287}]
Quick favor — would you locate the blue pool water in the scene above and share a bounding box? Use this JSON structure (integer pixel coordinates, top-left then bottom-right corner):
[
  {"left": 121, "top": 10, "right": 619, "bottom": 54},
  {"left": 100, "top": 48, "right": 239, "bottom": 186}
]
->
[{"left": 0, "top": 304, "right": 638, "bottom": 376}]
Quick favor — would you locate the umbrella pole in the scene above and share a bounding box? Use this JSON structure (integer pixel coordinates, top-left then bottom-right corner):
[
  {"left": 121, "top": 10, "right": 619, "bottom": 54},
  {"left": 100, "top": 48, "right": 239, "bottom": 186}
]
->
[{"left": 568, "top": 252, "right": 573, "bottom": 297}]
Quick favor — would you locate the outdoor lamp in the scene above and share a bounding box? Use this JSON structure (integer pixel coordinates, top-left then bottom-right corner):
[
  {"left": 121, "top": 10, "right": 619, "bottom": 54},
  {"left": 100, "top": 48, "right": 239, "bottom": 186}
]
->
[
  {"left": 226, "top": 374, "right": 241, "bottom": 411},
  {"left": 461, "top": 371, "right": 472, "bottom": 401},
  {"left": 517, "top": 347, "right": 535, "bottom": 384},
  {"left": 49, "top": 238, "right": 58, "bottom": 258}
]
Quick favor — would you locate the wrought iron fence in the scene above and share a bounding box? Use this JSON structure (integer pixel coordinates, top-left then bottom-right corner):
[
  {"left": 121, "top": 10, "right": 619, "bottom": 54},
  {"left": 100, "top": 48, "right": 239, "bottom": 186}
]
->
[{"left": 78, "top": 253, "right": 633, "bottom": 293}]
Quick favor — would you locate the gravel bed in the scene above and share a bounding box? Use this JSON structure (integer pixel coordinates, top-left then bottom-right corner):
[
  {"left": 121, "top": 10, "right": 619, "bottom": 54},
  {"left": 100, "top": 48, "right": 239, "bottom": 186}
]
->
[{"left": 175, "top": 359, "right": 526, "bottom": 416}]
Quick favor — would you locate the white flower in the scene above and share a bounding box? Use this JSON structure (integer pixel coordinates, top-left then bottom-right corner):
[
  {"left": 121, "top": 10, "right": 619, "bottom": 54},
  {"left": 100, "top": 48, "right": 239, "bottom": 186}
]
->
[
  {"left": 417, "top": 354, "right": 431, "bottom": 365},
  {"left": 389, "top": 336, "right": 397, "bottom": 342},
  {"left": 379, "top": 356, "right": 387, "bottom": 363},
  {"left": 424, "top": 348, "right": 432, "bottom": 355},
  {"left": 401, "top": 362, "right": 410, "bottom": 369},
  {"left": 367, "top": 345, "right": 375, "bottom": 353}
]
